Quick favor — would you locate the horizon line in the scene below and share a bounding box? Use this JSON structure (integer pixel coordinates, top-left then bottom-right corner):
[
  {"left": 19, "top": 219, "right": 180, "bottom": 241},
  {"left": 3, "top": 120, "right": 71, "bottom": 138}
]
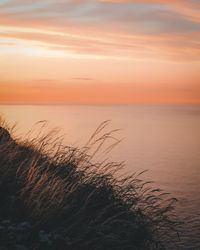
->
[{"left": 1, "top": 101, "right": 200, "bottom": 106}]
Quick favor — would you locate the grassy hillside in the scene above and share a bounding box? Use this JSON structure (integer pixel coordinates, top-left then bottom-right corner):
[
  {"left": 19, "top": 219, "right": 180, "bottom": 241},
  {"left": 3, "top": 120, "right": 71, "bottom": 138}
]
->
[{"left": 0, "top": 119, "right": 182, "bottom": 250}]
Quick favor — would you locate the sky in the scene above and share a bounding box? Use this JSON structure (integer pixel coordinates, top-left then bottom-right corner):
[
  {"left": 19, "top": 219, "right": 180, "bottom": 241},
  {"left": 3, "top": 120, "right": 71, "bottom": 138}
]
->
[{"left": 0, "top": 0, "right": 200, "bottom": 104}]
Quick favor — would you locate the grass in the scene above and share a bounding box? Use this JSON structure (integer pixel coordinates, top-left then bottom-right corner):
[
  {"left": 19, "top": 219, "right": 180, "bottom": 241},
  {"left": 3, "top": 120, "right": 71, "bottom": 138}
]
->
[{"left": 0, "top": 118, "right": 182, "bottom": 249}]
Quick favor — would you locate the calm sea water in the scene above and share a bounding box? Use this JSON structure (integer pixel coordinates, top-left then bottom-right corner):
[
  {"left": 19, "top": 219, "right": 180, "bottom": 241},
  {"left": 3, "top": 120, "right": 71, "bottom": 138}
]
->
[{"left": 0, "top": 103, "right": 200, "bottom": 249}]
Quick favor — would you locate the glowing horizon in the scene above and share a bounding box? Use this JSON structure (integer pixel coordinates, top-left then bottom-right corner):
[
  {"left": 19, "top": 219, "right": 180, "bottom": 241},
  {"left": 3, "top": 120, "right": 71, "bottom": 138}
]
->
[{"left": 0, "top": 0, "right": 200, "bottom": 104}]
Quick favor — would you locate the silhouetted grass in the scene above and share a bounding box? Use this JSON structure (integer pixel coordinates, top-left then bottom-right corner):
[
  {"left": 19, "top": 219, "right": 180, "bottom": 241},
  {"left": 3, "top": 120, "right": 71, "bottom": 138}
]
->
[{"left": 0, "top": 118, "right": 182, "bottom": 249}]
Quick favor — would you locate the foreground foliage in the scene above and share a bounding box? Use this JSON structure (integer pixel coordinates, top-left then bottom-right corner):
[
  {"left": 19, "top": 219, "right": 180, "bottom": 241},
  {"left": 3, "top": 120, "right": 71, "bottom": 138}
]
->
[{"left": 0, "top": 119, "right": 182, "bottom": 250}]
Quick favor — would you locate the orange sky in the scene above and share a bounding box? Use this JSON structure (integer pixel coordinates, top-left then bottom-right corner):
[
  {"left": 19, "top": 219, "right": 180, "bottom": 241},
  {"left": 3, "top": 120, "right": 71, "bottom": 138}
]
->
[{"left": 0, "top": 0, "right": 200, "bottom": 104}]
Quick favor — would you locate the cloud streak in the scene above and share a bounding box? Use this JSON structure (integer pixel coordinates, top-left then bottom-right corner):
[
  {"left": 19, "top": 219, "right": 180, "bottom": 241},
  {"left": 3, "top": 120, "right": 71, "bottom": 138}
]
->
[
  {"left": 72, "top": 78, "right": 95, "bottom": 81},
  {"left": 0, "top": 25, "right": 199, "bottom": 62},
  {"left": 0, "top": 0, "right": 200, "bottom": 103},
  {"left": 0, "top": 0, "right": 199, "bottom": 61}
]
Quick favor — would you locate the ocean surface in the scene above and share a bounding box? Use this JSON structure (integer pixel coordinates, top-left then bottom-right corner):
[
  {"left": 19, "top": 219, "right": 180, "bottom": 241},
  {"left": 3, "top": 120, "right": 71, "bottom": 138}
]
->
[{"left": 0, "top": 103, "right": 200, "bottom": 249}]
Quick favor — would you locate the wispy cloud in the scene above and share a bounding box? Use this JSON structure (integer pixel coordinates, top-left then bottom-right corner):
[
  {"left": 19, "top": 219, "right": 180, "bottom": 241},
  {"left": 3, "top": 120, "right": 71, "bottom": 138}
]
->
[
  {"left": 98, "top": 0, "right": 199, "bottom": 7},
  {"left": 0, "top": 0, "right": 200, "bottom": 103},
  {"left": 0, "top": 0, "right": 199, "bottom": 61},
  {"left": 72, "top": 77, "right": 95, "bottom": 81}
]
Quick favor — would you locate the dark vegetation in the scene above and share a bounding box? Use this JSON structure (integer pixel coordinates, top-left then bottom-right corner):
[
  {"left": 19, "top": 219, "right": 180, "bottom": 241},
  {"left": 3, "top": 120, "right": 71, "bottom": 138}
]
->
[{"left": 0, "top": 118, "right": 182, "bottom": 250}]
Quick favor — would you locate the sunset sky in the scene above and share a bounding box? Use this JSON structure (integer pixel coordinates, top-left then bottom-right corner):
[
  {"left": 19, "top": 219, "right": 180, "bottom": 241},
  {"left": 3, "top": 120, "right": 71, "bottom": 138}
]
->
[{"left": 0, "top": 0, "right": 200, "bottom": 103}]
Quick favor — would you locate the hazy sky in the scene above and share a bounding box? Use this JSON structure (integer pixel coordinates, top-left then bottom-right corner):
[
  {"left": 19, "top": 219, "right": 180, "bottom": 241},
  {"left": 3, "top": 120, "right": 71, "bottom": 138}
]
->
[{"left": 0, "top": 0, "right": 200, "bottom": 103}]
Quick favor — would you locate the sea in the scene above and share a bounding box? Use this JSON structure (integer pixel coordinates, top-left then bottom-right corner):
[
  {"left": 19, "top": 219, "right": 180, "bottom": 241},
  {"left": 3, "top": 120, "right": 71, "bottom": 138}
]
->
[{"left": 0, "top": 103, "right": 200, "bottom": 249}]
